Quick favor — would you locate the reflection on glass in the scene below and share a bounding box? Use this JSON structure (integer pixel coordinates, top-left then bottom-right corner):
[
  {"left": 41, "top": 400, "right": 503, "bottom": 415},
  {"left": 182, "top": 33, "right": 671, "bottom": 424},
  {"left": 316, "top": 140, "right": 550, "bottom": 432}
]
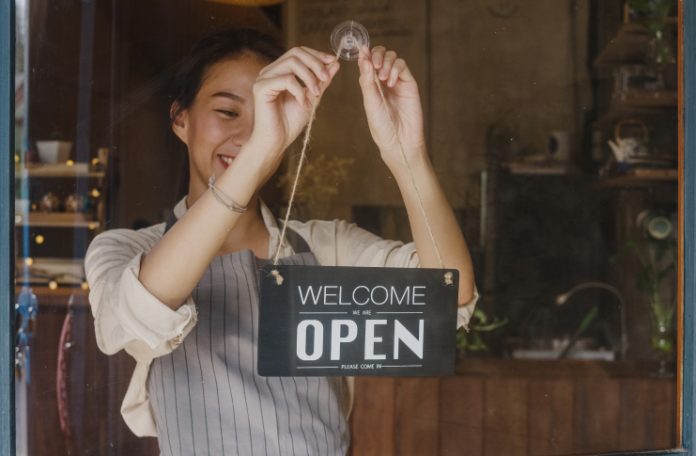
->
[{"left": 14, "top": 0, "right": 679, "bottom": 455}]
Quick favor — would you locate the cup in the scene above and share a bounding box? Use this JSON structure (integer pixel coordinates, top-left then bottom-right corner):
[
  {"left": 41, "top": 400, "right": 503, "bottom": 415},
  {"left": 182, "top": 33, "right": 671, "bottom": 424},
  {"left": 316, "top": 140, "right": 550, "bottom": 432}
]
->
[{"left": 36, "top": 141, "right": 72, "bottom": 164}]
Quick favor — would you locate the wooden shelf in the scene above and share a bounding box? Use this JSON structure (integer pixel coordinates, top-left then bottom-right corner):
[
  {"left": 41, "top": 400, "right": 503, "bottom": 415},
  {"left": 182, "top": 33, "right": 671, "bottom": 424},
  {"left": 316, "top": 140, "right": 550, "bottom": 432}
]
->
[
  {"left": 594, "top": 169, "right": 677, "bottom": 188},
  {"left": 16, "top": 163, "right": 105, "bottom": 178},
  {"left": 595, "top": 102, "right": 677, "bottom": 129},
  {"left": 502, "top": 161, "right": 572, "bottom": 176},
  {"left": 15, "top": 257, "right": 86, "bottom": 291},
  {"left": 14, "top": 284, "right": 90, "bottom": 308},
  {"left": 14, "top": 212, "right": 100, "bottom": 229},
  {"left": 612, "top": 90, "right": 677, "bottom": 108}
]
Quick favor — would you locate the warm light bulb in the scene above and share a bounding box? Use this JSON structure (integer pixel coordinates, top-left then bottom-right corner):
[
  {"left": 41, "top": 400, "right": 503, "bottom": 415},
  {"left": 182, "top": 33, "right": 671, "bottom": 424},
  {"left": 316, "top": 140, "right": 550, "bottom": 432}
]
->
[
  {"left": 91, "top": 158, "right": 100, "bottom": 166},
  {"left": 24, "top": 257, "right": 33, "bottom": 266},
  {"left": 90, "top": 188, "right": 101, "bottom": 198},
  {"left": 48, "top": 280, "right": 58, "bottom": 290},
  {"left": 81, "top": 281, "right": 89, "bottom": 290},
  {"left": 88, "top": 222, "right": 98, "bottom": 230},
  {"left": 34, "top": 234, "right": 45, "bottom": 245},
  {"left": 14, "top": 154, "right": 19, "bottom": 164},
  {"left": 66, "top": 160, "right": 75, "bottom": 166}
]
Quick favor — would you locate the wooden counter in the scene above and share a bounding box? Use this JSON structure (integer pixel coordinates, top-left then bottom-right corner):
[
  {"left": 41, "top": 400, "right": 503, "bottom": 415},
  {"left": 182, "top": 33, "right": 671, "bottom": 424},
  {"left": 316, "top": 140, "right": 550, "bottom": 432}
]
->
[{"left": 350, "top": 359, "right": 677, "bottom": 455}]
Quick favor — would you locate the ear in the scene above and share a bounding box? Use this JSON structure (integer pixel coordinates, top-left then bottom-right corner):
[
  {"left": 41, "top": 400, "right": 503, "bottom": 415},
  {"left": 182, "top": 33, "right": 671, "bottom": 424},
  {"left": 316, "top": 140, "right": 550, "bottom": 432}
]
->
[{"left": 170, "top": 101, "right": 189, "bottom": 145}]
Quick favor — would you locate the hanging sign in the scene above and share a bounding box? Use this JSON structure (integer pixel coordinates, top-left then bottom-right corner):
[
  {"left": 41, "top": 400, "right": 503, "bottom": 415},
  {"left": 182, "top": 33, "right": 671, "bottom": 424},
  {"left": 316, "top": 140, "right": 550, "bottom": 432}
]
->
[{"left": 257, "top": 265, "right": 459, "bottom": 377}]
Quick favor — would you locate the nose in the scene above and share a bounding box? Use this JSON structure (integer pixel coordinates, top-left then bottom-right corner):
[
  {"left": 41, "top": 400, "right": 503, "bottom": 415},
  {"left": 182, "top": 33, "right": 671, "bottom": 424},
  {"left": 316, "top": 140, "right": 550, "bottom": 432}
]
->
[{"left": 231, "top": 114, "right": 253, "bottom": 148}]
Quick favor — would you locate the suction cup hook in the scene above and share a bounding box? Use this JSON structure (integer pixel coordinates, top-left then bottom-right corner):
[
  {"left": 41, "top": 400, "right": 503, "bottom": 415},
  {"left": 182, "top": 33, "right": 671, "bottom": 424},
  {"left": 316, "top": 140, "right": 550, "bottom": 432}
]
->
[{"left": 330, "top": 20, "right": 370, "bottom": 61}]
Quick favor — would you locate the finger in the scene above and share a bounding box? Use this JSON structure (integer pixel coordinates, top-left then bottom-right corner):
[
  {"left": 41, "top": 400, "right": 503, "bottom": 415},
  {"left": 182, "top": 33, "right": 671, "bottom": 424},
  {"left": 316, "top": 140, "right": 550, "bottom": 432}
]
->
[
  {"left": 300, "top": 46, "right": 337, "bottom": 64},
  {"left": 379, "top": 50, "right": 397, "bottom": 81},
  {"left": 286, "top": 56, "right": 323, "bottom": 95},
  {"left": 321, "top": 60, "right": 341, "bottom": 91},
  {"left": 263, "top": 47, "right": 331, "bottom": 85},
  {"left": 395, "top": 59, "right": 415, "bottom": 84},
  {"left": 255, "top": 74, "right": 309, "bottom": 108},
  {"left": 264, "top": 56, "right": 325, "bottom": 96},
  {"left": 358, "top": 52, "right": 381, "bottom": 107},
  {"left": 388, "top": 58, "right": 407, "bottom": 87},
  {"left": 371, "top": 45, "right": 386, "bottom": 70},
  {"left": 286, "top": 47, "right": 332, "bottom": 82},
  {"left": 313, "top": 60, "right": 340, "bottom": 102},
  {"left": 359, "top": 45, "right": 372, "bottom": 62}
]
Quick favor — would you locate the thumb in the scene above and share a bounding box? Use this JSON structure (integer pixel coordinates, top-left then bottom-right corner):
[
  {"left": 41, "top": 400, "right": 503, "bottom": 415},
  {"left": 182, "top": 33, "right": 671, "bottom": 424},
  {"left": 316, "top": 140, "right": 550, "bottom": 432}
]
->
[{"left": 358, "top": 48, "right": 382, "bottom": 108}]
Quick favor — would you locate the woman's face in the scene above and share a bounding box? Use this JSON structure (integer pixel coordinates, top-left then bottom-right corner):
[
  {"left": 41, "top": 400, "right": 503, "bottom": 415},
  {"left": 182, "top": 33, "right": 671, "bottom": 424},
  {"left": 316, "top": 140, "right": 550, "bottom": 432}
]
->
[{"left": 172, "top": 52, "right": 267, "bottom": 195}]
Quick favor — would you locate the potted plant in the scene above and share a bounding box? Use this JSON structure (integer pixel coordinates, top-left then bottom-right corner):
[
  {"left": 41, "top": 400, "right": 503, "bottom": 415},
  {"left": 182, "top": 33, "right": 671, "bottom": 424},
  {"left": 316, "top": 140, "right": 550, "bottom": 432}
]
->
[
  {"left": 627, "top": 0, "right": 677, "bottom": 66},
  {"left": 456, "top": 307, "right": 508, "bottom": 356},
  {"left": 617, "top": 210, "right": 677, "bottom": 373}
]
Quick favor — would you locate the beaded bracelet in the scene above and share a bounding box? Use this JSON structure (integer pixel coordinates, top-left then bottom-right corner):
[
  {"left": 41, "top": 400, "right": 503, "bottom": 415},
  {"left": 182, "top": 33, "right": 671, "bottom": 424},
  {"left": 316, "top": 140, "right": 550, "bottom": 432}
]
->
[{"left": 207, "top": 175, "right": 248, "bottom": 213}]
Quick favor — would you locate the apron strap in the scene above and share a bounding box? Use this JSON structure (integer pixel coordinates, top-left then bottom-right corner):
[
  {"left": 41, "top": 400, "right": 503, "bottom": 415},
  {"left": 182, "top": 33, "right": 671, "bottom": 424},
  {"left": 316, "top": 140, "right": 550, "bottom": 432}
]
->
[
  {"left": 164, "top": 210, "right": 177, "bottom": 234},
  {"left": 163, "top": 210, "right": 312, "bottom": 255},
  {"left": 281, "top": 224, "right": 311, "bottom": 254}
]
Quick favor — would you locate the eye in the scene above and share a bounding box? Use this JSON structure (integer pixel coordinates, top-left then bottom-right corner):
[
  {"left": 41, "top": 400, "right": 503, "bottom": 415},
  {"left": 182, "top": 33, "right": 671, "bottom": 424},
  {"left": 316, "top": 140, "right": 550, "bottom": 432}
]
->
[{"left": 215, "top": 109, "right": 239, "bottom": 118}]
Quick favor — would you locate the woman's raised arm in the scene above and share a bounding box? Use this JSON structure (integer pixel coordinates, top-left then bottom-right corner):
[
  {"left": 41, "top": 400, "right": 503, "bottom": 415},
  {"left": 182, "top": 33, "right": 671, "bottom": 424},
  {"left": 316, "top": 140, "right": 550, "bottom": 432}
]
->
[
  {"left": 139, "top": 48, "right": 339, "bottom": 310},
  {"left": 357, "top": 46, "right": 476, "bottom": 306}
]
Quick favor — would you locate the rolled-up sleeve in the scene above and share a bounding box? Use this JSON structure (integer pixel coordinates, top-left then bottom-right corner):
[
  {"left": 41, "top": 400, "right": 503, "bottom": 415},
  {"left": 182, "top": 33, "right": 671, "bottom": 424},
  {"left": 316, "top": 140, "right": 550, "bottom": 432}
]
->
[
  {"left": 457, "top": 288, "right": 479, "bottom": 330},
  {"left": 85, "top": 227, "right": 197, "bottom": 362}
]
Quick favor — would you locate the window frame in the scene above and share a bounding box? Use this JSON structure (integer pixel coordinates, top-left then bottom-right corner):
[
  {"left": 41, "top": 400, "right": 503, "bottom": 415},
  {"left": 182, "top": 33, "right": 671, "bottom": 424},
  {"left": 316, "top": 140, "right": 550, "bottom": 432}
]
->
[
  {"left": 0, "top": 1, "right": 694, "bottom": 454},
  {"left": 1, "top": 0, "right": 15, "bottom": 454}
]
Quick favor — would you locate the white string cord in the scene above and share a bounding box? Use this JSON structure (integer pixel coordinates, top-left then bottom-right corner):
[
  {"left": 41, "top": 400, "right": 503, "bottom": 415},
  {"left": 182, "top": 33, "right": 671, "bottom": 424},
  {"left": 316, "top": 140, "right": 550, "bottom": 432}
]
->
[
  {"left": 372, "top": 70, "right": 445, "bottom": 269},
  {"left": 271, "top": 50, "right": 446, "bottom": 280},
  {"left": 271, "top": 49, "right": 342, "bottom": 268},
  {"left": 271, "top": 100, "right": 319, "bottom": 266}
]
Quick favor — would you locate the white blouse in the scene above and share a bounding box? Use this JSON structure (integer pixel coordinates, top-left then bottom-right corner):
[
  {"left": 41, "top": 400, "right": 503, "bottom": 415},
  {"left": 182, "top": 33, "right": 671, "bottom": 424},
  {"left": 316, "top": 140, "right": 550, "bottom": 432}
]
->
[{"left": 84, "top": 197, "right": 478, "bottom": 437}]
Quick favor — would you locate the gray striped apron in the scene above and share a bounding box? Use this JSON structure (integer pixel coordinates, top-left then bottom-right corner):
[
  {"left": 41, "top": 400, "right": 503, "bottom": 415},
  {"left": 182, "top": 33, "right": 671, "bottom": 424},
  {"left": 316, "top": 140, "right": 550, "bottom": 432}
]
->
[{"left": 147, "top": 212, "right": 349, "bottom": 456}]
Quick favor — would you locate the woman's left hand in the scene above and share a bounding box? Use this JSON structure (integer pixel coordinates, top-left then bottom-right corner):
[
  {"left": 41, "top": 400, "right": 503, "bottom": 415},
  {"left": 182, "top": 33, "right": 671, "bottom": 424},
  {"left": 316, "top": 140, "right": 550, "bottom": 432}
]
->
[{"left": 358, "top": 46, "right": 426, "bottom": 168}]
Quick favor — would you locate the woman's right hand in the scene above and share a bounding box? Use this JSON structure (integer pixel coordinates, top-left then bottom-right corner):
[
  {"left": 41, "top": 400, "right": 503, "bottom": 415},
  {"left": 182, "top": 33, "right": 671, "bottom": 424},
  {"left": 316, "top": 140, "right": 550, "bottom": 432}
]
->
[{"left": 246, "top": 47, "right": 339, "bottom": 164}]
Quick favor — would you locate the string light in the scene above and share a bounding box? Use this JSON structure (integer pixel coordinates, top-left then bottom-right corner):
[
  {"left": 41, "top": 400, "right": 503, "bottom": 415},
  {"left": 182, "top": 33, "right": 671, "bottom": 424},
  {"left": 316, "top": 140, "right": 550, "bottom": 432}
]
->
[
  {"left": 81, "top": 281, "right": 89, "bottom": 291},
  {"left": 90, "top": 188, "right": 101, "bottom": 198},
  {"left": 48, "top": 280, "right": 58, "bottom": 290},
  {"left": 24, "top": 257, "right": 33, "bottom": 267},
  {"left": 66, "top": 160, "right": 75, "bottom": 166},
  {"left": 34, "top": 234, "right": 45, "bottom": 245}
]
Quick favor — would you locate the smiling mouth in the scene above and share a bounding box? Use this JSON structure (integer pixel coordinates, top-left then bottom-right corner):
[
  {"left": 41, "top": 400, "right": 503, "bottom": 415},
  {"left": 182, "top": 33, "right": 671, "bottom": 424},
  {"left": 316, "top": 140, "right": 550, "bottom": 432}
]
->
[{"left": 218, "top": 155, "right": 234, "bottom": 166}]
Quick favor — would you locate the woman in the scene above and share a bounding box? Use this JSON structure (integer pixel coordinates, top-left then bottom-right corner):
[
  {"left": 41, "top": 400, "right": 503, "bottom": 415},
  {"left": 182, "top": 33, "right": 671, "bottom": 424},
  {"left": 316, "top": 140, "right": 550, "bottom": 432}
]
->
[{"left": 85, "top": 27, "right": 477, "bottom": 455}]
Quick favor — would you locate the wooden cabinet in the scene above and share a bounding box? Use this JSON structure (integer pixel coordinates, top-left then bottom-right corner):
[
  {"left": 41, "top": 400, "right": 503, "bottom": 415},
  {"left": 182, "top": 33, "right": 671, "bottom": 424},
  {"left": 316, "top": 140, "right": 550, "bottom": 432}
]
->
[
  {"left": 17, "top": 289, "right": 158, "bottom": 455},
  {"left": 350, "top": 359, "right": 676, "bottom": 455}
]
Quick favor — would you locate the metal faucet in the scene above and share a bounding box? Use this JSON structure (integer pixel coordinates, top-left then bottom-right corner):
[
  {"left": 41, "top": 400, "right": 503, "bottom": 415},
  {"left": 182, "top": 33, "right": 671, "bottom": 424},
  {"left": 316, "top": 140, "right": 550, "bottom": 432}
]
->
[{"left": 555, "top": 281, "right": 628, "bottom": 360}]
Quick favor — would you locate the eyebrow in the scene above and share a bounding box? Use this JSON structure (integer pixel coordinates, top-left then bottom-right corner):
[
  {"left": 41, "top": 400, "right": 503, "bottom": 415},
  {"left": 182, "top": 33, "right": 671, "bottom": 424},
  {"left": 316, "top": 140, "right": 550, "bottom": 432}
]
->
[{"left": 211, "top": 91, "right": 245, "bottom": 102}]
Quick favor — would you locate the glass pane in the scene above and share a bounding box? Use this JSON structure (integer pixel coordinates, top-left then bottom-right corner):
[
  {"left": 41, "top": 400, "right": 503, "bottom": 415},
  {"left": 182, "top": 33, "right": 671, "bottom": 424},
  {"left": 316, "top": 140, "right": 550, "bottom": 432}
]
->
[{"left": 13, "top": 0, "right": 680, "bottom": 454}]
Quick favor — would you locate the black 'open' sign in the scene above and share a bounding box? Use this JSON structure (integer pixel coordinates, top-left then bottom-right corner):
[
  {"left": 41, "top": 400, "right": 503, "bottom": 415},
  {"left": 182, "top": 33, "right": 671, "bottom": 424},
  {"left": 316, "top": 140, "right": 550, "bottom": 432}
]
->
[{"left": 257, "top": 265, "right": 458, "bottom": 376}]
